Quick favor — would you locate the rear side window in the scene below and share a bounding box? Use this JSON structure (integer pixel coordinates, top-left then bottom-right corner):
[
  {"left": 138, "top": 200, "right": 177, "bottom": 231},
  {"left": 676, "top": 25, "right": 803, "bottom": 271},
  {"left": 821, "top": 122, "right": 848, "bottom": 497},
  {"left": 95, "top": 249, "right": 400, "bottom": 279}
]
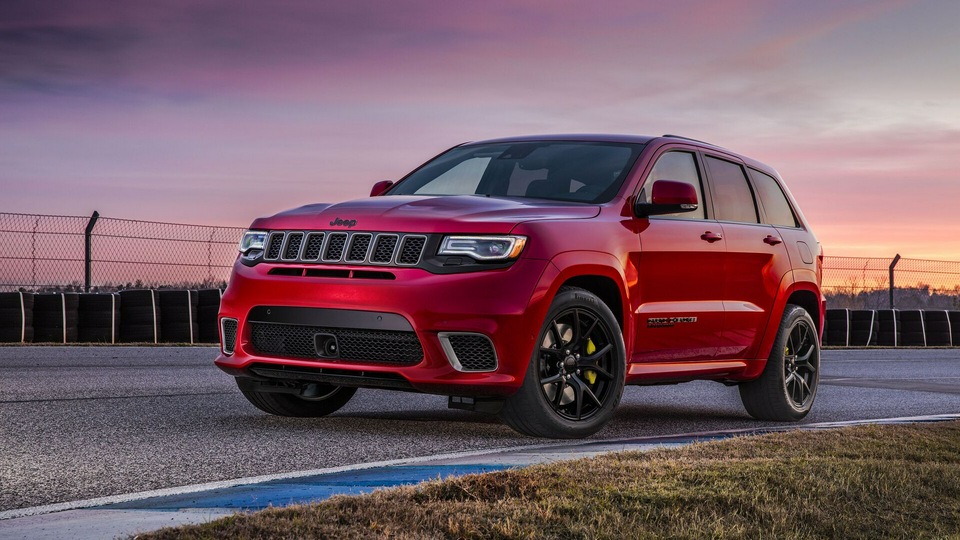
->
[
  {"left": 750, "top": 169, "right": 798, "bottom": 227},
  {"left": 704, "top": 156, "right": 758, "bottom": 224},
  {"left": 638, "top": 151, "right": 705, "bottom": 219}
]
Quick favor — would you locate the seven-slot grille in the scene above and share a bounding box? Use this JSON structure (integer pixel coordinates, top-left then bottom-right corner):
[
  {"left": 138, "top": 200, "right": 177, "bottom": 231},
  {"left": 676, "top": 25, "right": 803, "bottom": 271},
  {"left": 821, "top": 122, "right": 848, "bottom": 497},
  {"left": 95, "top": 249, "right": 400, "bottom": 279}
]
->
[{"left": 263, "top": 231, "right": 427, "bottom": 267}]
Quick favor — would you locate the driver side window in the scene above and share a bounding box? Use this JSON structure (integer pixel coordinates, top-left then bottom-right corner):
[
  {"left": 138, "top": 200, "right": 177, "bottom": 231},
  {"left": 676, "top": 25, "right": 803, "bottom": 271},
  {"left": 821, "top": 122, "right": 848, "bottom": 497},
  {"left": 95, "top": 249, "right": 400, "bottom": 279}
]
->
[{"left": 638, "top": 151, "right": 705, "bottom": 219}]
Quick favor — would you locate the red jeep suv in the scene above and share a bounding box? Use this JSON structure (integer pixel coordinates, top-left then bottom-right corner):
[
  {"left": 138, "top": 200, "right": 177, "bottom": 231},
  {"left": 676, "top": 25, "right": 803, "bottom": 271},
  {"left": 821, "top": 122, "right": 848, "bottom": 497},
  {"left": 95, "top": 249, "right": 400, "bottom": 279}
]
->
[{"left": 216, "top": 134, "right": 823, "bottom": 438}]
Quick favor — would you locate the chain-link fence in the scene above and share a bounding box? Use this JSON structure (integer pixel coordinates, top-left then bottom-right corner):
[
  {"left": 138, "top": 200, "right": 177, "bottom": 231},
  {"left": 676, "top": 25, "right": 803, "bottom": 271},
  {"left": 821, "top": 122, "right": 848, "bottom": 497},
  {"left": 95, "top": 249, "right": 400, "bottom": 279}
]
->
[
  {"left": 3, "top": 212, "right": 960, "bottom": 308},
  {"left": 1, "top": 212, "right": 244, "bottom": 292},
  {"left": 823, "top": 255, "right": 960, "bottom": 310}
]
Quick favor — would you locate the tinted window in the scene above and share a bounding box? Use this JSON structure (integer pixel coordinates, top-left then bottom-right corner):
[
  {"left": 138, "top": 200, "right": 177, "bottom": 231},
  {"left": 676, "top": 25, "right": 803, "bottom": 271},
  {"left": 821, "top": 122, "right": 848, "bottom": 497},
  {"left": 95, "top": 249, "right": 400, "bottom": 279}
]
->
[
  {"left": 750, "top": 169, "right": 798, "bottom": 227},
  {"left": 410, "top": 158, "right": 489, "bottom": 195},
  {"left": 704, "top": 156, "right": 758, "bottom": 223},
  {"left": 390, "top": 142, "right": 644, "bottom": 203},
  {"left": 638, "top": 151, "right": 705, "bottom": 219}
]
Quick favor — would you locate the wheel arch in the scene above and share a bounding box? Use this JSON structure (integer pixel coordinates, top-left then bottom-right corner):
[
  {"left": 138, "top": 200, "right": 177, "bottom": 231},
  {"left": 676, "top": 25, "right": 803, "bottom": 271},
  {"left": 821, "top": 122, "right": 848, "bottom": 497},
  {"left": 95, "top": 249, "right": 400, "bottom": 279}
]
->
[
  {"left": 542, "top": 251, "right": 632, "bottom": 353},
  {"left": 744, "top": 271, "right": 823, "bottom": 379}
]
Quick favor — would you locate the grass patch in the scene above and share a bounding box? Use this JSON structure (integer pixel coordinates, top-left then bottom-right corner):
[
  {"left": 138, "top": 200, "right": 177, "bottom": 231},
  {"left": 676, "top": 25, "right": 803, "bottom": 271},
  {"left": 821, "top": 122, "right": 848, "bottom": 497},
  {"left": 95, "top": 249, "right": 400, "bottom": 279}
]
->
[{"left": 140, "top": 422, "right": 960, "bottom": 539}]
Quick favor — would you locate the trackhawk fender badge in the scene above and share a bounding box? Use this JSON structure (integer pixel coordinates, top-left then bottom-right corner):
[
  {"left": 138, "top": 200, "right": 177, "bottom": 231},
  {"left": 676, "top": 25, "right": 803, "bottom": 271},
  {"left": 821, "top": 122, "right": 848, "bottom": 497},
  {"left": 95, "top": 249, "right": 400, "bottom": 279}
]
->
[
  {"left": 329, "top": 217, "right": 358, "bottom": 228},
  {"left": 647, "top": 316, "right": 698, "bottom": 328}
]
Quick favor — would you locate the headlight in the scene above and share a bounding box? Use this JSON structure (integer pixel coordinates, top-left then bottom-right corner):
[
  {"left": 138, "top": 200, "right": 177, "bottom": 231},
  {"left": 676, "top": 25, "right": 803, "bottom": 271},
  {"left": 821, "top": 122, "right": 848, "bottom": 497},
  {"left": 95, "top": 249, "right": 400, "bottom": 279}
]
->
[
  {"left": 438, "top": 235, "right": 527, "bottom": 261},
  {"left": 238, "top": 230, "right": 267, "bottom": 254}
]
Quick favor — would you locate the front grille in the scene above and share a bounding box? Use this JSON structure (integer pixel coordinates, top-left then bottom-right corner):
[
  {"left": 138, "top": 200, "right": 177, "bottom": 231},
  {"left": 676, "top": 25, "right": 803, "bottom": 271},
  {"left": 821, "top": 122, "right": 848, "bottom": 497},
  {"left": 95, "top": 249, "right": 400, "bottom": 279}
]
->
[
  {"left": 261, "top": 231, "right": 428, "bottom": 268},
  {"left": 221, "top": 318, "right": 238, "bottom": 355},
  {"left": 323, "top": 233, "right": 348, "bottom": 262},
  {"left": 371, "top": 235, "right": 399, "bottom": 264},
  {"left": 447, "top": 334, "right": 497, "bottom": 371},
  {"left": 249, "top": 322, "right": 423, "bottom": 365},
  {"left": 302, "top": 233, "right": 325, "bottom": 261},
  {"left": 265, "top": 232, "right": 285, "bottom": 260},
  {"left": 397, "top": 236, "right": 426, "bottom": 265},
  {"left": 283, "top": 233, "right": 304, "bottom": 260},
  {"left": 346, "top": 233, "right": 372, "bottom": 262}
]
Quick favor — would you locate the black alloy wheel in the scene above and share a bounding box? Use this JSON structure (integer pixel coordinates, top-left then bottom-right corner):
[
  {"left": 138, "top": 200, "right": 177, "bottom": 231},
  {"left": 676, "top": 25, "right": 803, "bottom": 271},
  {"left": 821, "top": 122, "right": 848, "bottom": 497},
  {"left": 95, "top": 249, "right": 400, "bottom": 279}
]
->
[
  {"left": 538, "top": 306, "right": 618, "bottom": 421},
  {"left": 740, "top": 305, "right": 820, "bottom": 421},
  {"left": 501, "top": 287, "right": 625, "bottom": 438},
  {"left": 783, "top": 317, "right": 818, "bottom": 409}
]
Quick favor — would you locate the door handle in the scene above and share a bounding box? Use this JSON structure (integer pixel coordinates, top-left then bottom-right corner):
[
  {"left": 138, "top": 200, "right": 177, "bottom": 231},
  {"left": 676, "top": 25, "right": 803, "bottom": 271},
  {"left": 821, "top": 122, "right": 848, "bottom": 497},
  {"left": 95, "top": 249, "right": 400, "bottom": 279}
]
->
[
  {"left": 763, "top": 235, "right": 783, "bottom": 246},
  {"left": 700, "top": 231, "right": 723, "bottom": 243}
]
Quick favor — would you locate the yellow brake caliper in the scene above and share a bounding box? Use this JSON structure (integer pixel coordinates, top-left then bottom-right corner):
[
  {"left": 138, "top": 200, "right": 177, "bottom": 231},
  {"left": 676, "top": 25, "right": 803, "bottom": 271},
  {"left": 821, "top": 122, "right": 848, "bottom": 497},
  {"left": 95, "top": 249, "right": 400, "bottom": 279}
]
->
[{"left": 584, "top": 338, "right": 598, "bottom": 384}]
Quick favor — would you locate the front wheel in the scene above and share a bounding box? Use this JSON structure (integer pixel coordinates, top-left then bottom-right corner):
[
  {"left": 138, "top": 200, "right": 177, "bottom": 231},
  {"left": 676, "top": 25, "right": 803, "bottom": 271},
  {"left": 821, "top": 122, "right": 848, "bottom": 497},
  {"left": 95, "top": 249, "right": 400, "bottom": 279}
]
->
[
  {"left": 739, "top": 305, "right": 820, "bottom": 421},
  {"left": 236, "top": 378, "right": 357, "bottom": 417},
  {"left": 501, "top": 287, "right": 625, "bottom": 438}
]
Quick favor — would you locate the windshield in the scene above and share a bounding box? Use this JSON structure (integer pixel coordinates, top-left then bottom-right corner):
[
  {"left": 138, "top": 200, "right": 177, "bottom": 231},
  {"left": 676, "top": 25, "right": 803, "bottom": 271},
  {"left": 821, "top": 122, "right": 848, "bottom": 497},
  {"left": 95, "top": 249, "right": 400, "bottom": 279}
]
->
[{"left": 388, "top": 141, "right": 645, "bottom": 203}]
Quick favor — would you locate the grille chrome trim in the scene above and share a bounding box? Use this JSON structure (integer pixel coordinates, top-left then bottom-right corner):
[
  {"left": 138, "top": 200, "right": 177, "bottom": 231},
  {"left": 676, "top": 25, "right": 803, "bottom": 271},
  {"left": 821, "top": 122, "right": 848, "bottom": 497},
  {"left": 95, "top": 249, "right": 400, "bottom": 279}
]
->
[
  {"left": 396, "top": 235, "right": 427, "bottom": 266},
  {"left": 302, "top": 232, "right": 325, "bottom": 261},
  {"left": 260, "top": 230, "right": 428, "bottom": 268},
  {"left": 370, "top": 234, "right": 399, "bottom": 265},
  {"left": 346, "top": 233, "right": 373, "bottom": 263},
  {"left": 281, "top": 232, "right": 305, "bottom": 261},
  {"left": 264, "top": 232, "right": 285, "bottom": 261},
  {"left": 322, "top": 232, "right": 348, "bottom": 262},
  {"left": 438, "top": 332, "right": 498, "bottom": 372}
]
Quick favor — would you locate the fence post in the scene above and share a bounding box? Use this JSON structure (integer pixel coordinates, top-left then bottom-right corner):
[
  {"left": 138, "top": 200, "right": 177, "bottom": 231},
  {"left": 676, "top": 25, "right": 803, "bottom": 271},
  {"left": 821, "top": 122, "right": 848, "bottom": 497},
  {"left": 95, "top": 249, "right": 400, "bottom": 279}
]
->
[
  {"left": 84, "top": 211, "right": 100, "bottom": 293},
  {"left": 888, "top": 253, "right": 901, "bottom": 309}
]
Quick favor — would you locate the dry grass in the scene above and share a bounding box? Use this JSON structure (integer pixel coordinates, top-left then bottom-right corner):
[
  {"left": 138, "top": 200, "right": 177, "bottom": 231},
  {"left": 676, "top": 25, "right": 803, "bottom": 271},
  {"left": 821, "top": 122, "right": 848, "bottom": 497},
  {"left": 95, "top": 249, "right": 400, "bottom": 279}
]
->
[{"left": 139, "top": 421, "right": 960, "bottom": 539}]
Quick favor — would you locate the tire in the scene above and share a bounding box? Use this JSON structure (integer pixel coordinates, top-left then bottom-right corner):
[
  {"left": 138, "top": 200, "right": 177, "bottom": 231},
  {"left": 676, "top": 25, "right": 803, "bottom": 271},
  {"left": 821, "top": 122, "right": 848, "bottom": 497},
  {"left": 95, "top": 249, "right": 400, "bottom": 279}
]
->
[
  {"left": 500, "top": 287, "right": 625, "bottom": 438},
  {"left": 740, "top": 305, "right": 820, "bottom": 421},
  {"left": 236, "top": 377, "right": 357, "bottom": 417}
]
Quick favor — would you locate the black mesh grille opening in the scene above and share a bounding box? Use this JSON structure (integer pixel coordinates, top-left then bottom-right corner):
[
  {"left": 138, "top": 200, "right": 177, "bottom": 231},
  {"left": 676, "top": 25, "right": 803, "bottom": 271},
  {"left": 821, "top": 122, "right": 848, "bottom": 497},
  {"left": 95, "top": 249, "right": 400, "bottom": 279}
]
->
[
  {"left": 397, "top": 236, "right": 426, "bottom": 265},
  {"left": 283, "top": 233, "right": 304, "bottom": 259},
  {"left": 266, "top": 232, "right": 285, "bottom": 260},
  {"left": 449, "top": 334, "right": 497, "bottom": 371},
  {"left": 371, "top": 235, "right": 398, "bottom": 263},
  {"left": 221, "top": 318, "right": 238, "bottom": 355},
  {"left": 302, "top": 233, "right": 325, "bottom": 260},
  {"left": 323, "top": 233, "right": 347, "bottom": 261},
  {"left": 346, "top": 234, "right": 372, "bottom": 262},
  {"left": 249, "top": 322, "right": 423, "bottom": 364}
]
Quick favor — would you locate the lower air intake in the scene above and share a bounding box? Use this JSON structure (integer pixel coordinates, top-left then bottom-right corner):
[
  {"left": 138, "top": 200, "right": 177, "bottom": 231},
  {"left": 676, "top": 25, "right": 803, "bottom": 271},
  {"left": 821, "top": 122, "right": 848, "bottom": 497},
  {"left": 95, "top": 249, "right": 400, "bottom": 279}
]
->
[
  {"left": 221, "top": 318, "right": 238, "bottom": 355},
  {"left": 441, "top": 333, "right": 498, "bottom": 372},
  {"left": 249, "top": 322, "right": 423, "bottom": 365}
]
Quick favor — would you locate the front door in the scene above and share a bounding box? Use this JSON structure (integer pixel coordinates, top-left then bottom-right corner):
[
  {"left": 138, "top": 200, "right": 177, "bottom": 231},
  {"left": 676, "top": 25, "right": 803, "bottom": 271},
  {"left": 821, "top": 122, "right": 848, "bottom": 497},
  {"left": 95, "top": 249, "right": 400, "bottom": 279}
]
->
[{"left": 633, "top": 149, "right": 725, "bottom": 362}]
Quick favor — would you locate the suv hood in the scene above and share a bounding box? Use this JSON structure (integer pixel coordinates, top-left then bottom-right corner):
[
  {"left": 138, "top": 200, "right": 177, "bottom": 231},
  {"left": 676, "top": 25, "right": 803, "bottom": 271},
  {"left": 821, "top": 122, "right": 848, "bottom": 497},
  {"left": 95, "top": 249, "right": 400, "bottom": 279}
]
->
[{"left": 250, "top": 195, "right": 600, "bottom": 234}]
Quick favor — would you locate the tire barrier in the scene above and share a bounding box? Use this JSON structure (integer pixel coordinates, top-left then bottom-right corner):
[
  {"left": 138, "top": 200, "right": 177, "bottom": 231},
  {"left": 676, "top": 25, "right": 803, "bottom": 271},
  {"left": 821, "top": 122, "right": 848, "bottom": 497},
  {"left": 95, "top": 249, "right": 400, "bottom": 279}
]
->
[
  {"left": 78, "top": 293, "right": 121, "bottom": 343},
  {"left": 118, "top": 290, "right": 161, "bottom": 343},
  {"left": 876, "top": 309, "right": 900, "bottom": 347},
  {"left": 0, "top": 292, "right": 34, "bottom": 343},
  {"left": 197, "top": 289, "right": 223, "bottom": 344},
  {"left": 950, "top": 311, "right": 960, "bottom": 348},
  {"left": 899, "top": 310, "right": 926, "bottom": 347},
  {"left": 922, "top": 310, "right": 952, "bottom": 347},
  {"left": 33, "top": 293, "right": 79, "bottom": 343},
  {"left": 3, "top": 296, "right": 960, "bottom": 348},
  {"left": 849, "top": 310, "right": 878, "bottom": 347},
  {"left": 158, "top": 290, "right": 199, "bottom": 343},
  {"left": 823, "top": 308, "right": 849, "bottom": 347}
]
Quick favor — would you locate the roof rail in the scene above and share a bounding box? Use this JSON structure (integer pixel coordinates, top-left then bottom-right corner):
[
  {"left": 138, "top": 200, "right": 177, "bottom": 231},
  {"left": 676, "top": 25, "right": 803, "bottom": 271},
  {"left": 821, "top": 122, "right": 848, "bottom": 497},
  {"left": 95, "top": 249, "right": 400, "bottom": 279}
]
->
[{"left": 661, "top": 134, "right": 714, "bottom": 145}]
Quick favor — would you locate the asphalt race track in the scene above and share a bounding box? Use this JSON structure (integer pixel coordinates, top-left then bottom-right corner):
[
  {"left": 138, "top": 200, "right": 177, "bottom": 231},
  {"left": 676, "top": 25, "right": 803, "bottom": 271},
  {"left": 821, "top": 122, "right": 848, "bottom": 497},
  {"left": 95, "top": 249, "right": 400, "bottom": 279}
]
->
[{"left": 1, "top": 347, "right": 959, "bottom": 512}]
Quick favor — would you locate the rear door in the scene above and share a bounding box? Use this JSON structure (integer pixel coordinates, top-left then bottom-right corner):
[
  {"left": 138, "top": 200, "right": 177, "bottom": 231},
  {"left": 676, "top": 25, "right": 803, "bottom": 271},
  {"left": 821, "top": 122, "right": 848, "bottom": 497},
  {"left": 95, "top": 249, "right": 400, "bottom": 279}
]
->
[
  {"left": 701, "top": 154, "right": 792, "bottom": 360},
  {"left": 633, "top": 148, "right": 725, "bottom": 362}
]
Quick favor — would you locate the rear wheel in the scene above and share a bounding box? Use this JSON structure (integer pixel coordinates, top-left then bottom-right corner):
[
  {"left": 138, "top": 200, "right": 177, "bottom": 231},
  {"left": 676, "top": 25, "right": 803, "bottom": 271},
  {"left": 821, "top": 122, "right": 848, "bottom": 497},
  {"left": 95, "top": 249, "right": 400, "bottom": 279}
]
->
[
  {"left": 236, "top": 378, "right": 357, "bottom": 417},
  {"left": 501, "top": 287, "right": 625, "bottom": 438},
  {"left": 739, "top": 305, "right": 820, "bottom": 421}
]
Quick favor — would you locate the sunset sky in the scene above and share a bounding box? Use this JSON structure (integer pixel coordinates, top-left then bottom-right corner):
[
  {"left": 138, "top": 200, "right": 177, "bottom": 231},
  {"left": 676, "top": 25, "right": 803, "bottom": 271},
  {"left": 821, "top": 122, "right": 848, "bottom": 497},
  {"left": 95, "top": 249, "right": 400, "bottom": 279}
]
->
[{"left": 1, "top": 1, "right": 958, "bottom": 259}]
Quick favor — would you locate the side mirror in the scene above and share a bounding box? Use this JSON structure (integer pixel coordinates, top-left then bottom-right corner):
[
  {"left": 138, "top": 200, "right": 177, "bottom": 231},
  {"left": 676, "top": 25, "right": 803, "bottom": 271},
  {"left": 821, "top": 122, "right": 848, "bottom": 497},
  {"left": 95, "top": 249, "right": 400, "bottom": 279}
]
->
[
  {"left": 370, "top": 180, "right": 394, "bottom": 197},
  {"left": 634, "top": 180, "right": 699, "bottom": 218}
]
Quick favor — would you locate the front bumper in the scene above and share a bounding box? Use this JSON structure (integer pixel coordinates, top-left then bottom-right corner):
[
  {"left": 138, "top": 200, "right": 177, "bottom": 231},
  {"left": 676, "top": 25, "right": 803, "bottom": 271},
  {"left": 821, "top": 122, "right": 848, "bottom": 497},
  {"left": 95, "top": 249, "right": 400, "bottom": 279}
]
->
[{"left": 215, "top": 257, "right": 554, "bottom": 397}]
